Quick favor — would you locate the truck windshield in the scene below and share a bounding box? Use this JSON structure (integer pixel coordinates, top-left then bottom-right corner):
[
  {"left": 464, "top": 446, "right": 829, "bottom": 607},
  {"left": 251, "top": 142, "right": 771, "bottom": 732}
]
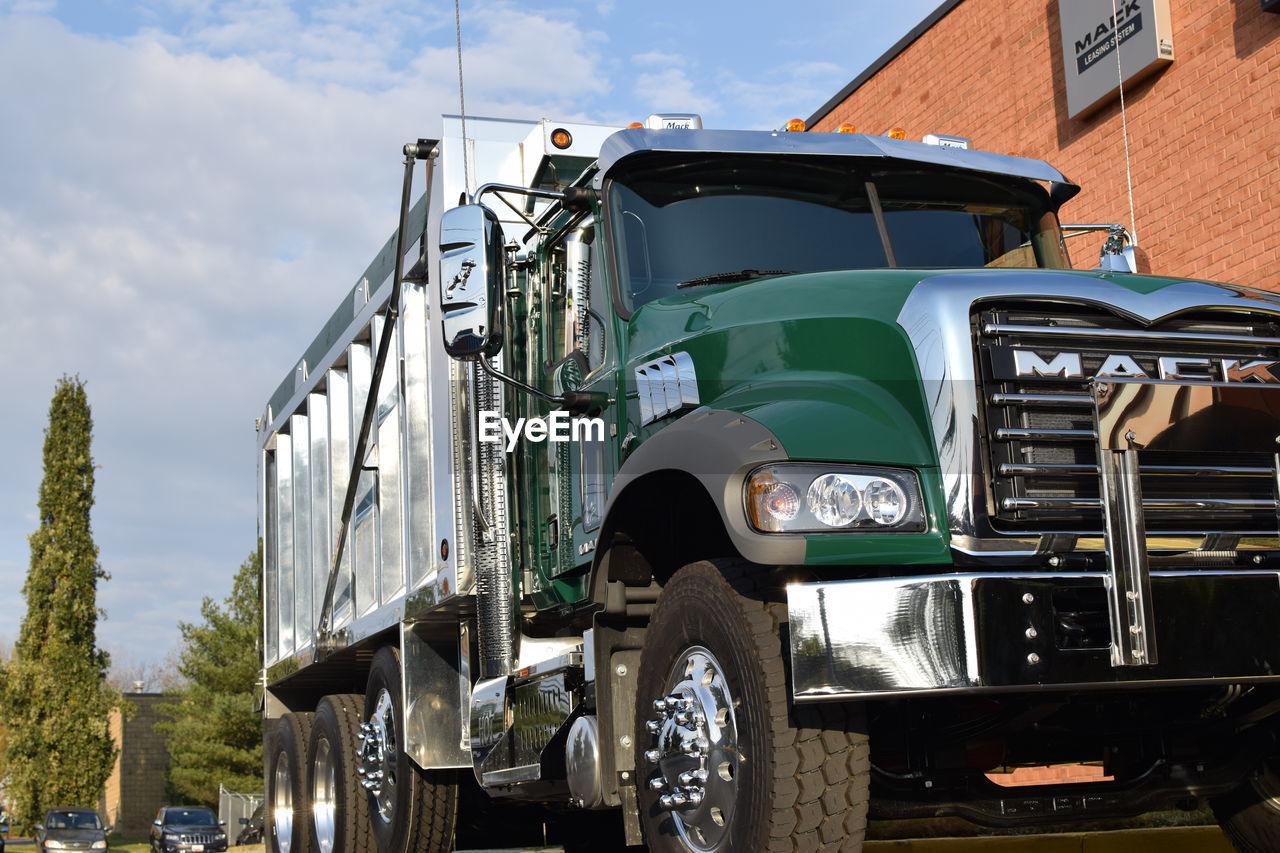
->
[{"left": 607, "top": 154, "right": 1067, "bottom": 311}]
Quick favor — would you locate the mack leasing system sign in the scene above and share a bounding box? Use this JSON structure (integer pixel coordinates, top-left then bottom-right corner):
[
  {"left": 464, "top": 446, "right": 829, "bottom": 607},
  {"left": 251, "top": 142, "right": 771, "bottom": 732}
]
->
[{"left": 1059, "top": 0, "right": 1174, "bottom": 118}]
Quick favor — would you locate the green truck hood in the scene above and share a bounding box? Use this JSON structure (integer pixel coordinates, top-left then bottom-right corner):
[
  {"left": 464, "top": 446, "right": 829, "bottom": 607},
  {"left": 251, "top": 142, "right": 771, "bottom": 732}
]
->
[{"left": 626, "top": 266, "right": 1280, "bottom": 467}]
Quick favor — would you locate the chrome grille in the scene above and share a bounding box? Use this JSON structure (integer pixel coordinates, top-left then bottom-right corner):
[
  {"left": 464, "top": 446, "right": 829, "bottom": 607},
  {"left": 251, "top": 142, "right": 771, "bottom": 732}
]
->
[
  {"left": 975, "top": 305, "right": 1280, "bottom": 535},
  {"left": 177, "top": 834, "right": 221, "bottom": 845}
]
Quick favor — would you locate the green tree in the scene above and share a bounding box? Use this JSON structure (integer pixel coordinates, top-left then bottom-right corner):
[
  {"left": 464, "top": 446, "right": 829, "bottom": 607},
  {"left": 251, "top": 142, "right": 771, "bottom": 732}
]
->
[
  {"left": 158, "top": 548, "right": 263, "bottom": 805},
  {"left": 2, "top": 377, "right": 117, "bottom": 831}
]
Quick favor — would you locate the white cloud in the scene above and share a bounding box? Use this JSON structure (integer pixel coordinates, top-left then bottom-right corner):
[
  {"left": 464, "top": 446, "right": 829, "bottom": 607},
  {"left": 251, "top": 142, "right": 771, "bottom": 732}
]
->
[
  {"left": 634, "top": 66, "right": 718, "bottom": 117},
  {"left": 632, "top": 49, "right": 683, "bottom": 68}
]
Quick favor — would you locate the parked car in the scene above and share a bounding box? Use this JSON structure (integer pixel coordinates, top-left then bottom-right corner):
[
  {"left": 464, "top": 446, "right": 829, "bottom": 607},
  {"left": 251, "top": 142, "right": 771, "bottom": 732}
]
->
[
  {"left": 34, "top": 808, "right": 110, "bottom": 853},
  {"left": 150, "top": 807, "right": 227, "bottom": 853},
  {"left": 233, "top": 805, "right": 262, "bottom": 847}
]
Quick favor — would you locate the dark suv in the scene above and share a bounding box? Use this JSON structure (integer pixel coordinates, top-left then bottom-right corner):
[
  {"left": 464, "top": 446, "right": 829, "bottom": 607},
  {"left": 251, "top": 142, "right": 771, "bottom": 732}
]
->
[
  {"left": 150, "top": 808, "right": 228, "bottom": 853},
  {"left": 34, "top": 808, "right": 110, "bottom": 853}
]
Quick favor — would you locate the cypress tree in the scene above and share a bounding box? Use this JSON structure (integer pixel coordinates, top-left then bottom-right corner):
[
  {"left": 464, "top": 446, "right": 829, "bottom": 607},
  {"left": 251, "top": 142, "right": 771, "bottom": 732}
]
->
[
  {"left": 3, "top": 376, "right": 117, "bottom": 831},
  {"left": 157, "top": 548, "right": 264, "bottom": 805}
]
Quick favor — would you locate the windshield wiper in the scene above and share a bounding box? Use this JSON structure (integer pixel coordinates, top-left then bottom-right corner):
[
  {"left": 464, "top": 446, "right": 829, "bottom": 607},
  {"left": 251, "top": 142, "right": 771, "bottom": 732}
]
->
[{"left": 676, "top": 269, "right": 797, "bottom": 288}]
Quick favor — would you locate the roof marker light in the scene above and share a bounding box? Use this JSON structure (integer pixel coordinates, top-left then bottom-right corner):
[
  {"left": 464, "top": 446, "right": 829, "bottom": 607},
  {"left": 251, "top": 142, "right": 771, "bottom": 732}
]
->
[
  {"left": 786, "top": 118, "right": 806, "bottom": 132},
  {"left": 884, "top": 127, "right": 907, "bottom": 140},
  {"left": 835, "top": 123, "right": 858, "bottom": 133},
  {"left": 550, "top": 128, "right": 573, "bottom": 149}
]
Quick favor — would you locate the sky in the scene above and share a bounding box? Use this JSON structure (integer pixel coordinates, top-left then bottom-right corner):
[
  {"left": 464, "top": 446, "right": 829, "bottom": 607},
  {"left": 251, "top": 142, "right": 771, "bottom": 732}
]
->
[{"left": 0, "top": 0, "right": 942, "bottom": 672}]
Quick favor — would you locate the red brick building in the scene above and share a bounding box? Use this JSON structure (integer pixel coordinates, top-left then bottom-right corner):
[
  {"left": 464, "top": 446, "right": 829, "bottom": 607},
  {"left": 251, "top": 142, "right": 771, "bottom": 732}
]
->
[{"left": 808, "top": 1, "right": 1280, "bottom": 289}]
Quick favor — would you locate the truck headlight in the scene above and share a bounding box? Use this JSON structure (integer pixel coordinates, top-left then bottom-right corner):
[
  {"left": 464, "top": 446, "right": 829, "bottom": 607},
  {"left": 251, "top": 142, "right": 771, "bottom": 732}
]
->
[{"left": 746, "top": 464, "right": 925, "bottom": 533}]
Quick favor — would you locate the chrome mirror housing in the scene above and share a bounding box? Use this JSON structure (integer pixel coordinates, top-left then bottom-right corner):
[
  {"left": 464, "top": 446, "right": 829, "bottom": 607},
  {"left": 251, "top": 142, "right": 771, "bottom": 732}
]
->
[
  {"left": 1062, "top": 223, "right": 1137, "bottom": 274},
  {"left": 439, "top": 204, "right": 505, "bottom": 359}
]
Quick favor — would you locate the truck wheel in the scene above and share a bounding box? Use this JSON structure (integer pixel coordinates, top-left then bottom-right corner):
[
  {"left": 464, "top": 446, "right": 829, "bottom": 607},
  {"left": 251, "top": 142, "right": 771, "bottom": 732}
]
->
[
  {"left": 363, "top": 646, "right": 458, "bottom": 853},
  {"left": 1212, "top": 761, "right": 1280, "bottom": 852},
  {"left": 635, "top": 560, "right": 870, "bottom": 853},
  {"left": 268, "top": 712, "right": 314, "bottom": 853},
  {"left": 309, "top": 695, "right": 373, "bottom": 853}
]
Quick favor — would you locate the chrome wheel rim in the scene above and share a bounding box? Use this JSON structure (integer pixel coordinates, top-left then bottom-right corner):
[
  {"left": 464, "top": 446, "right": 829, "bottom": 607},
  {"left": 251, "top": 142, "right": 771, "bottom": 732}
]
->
[
  {"left": 369, "top": 689, "right": 398, "bottom": 823},
  {"left": 642, "top": 645, "right": 741, "bottom": 852},
  {"left": 272, "top": 750, "right": 293, "bottom": 853},
  {"left": 312, "top": 735, "right": 336, "bottom": 853}
]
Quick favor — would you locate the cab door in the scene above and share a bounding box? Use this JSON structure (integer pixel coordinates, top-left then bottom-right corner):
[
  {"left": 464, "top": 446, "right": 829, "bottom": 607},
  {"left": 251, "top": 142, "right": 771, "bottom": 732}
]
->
[{"left": 518, "top": 216, "right": 615, "bottom": 602}]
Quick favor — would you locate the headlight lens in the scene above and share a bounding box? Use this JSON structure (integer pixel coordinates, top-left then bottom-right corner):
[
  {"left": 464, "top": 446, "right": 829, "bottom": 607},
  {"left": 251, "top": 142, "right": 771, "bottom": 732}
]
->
[
  {"left": 91, "top": 842, "right": 107, "bottom": 850},
  {"left": 746, "top": 464, "right": 925, "bottom": 533},
  {"left": 45, "top": 842, "right": 66, "bottom": 850},
  {"left": 806, "top": 474, "right": 862, "bottom": 527}
]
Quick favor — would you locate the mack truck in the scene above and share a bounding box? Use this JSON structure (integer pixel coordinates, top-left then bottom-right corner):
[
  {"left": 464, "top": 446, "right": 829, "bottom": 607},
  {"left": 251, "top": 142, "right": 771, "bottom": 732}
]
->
[{"left": 256, "top": 113, "right": 1280, "bottom": 853}]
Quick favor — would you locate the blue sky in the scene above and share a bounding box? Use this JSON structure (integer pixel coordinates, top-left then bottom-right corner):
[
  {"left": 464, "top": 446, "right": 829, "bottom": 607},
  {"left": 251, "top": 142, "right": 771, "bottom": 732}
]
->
[{"left": 0, "top": 0, "right": 941, "bottom": 672}]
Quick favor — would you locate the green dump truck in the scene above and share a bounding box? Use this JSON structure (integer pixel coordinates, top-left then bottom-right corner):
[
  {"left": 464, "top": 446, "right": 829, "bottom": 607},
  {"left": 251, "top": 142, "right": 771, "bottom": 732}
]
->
[{"left": 256, "top": 114, "right": 1280, "bottom": 853}]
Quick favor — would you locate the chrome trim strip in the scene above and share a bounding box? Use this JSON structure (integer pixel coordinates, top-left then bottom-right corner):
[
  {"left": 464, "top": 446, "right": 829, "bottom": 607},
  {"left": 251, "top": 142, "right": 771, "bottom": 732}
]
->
[
  {"left": 995, "top": 428, "right": 1096, "bottom": 441},
  {"left": 1002, "top": 497, "right": 1277, "bottom": 511},
  {"left": 896, "top": 274, "right": 1280, "bottom": 558},
  {"left": 999, "top": 463, "right": 1095, "bottom": 476},
  {"left": 990, "top": 392, "right": 1092, "bottom": 406},
  {"left": 999, "top": 463, "right": 1275, "bottom": 477},
  {"left": 982, "top": 322, "right": 1280, "bottom": 346}
]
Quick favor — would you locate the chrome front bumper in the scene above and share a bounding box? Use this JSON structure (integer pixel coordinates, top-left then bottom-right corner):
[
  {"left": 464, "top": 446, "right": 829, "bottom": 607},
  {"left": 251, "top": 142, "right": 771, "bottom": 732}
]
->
[{"left": 787, "top": 571, "right": 1280, "bottom": 702}]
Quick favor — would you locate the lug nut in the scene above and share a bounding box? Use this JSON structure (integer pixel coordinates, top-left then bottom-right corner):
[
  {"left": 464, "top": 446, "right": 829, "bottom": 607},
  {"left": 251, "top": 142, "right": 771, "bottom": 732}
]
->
[
  {"left": 652, "top": 699, "right": 667, "bottom": 713},
  {"left": 646, "top": 719, "right": 661, "bottom": 733},
  {"left": 684, "top": 788, "right": 704, "bottom": 806},
  {"left": 644, "top": 749, "right": 661, "bottom": 764},
  {"left": 660, "top": 792, "right": 688, "bottom": 810},
  {"left": 648, "top": 776, "right": 666, "bottom": 791}
]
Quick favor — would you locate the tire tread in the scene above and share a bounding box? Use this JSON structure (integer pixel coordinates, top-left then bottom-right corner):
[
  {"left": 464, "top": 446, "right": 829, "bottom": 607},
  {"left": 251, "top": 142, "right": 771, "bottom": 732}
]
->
[{"left": 638, "top": 560, "right": 869, "bottom": 852}]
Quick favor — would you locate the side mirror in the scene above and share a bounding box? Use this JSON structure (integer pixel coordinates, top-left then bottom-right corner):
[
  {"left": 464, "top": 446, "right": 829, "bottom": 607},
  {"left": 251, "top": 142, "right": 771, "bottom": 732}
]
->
[
  {"left": 104, "top": 827, "right": 113, "bottom": 834},
  {"left": 34, "top": 824, "right": 44, "bottom": 832},
  {"left": 439, "top": 204, "right": 505, "bottom": 359},
  {"left": 219, "top": 821, "right": 227, "bottom": 827},
  {"left": 153, "top": 820, "right": 162, "bottom": 827}
]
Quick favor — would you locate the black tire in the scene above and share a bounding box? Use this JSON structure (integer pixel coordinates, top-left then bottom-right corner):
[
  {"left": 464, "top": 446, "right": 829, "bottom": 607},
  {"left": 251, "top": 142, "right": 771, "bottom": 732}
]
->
[
  {"left": 1213, "top": 762, "right": 1280, "bottom": 852},
  {"left": 635, "top": 560, "right": 870, "bottom": 853},
  {"left": 267, "top": 711, "right": 315, "bottom": 853},
  {"left": 308, "top": 695, "right": 373, "bottom": 853},
  {"left": 364, "top": 645, "right": 458, "bottom": 853}
]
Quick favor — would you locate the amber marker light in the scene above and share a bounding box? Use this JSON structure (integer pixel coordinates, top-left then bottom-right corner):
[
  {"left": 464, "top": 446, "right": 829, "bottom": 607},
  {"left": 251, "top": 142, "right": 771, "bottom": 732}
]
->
[
  {"left": 785, "top": 118, "right": 806, "bottom": 132},
  {"left": 884, "top": 127, "right": 907, "bottom": 140},
  {"left": 627, "top": 121, "right": 644, "bottom": 129},
  {"left": 550, "top": 128, "right": 573, "bottom": 149},
  {"left": 836, "top": 123, "right": 858, "bottom": 133}
]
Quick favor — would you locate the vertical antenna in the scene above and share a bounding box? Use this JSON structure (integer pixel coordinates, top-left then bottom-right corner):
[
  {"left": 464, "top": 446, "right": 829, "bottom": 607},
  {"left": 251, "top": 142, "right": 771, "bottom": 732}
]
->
[
  {"left": 454, "top": 0, "right": 471, "bottom": 196},
  {"left": 1111, "top": 0, "right": 1138, "bottom": 246}
]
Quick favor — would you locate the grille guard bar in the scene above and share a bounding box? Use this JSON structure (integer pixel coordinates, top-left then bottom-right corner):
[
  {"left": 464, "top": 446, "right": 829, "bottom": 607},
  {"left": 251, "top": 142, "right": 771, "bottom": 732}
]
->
[{"left": 1093, "top": 378, "right": 1280, "bottom": 667}]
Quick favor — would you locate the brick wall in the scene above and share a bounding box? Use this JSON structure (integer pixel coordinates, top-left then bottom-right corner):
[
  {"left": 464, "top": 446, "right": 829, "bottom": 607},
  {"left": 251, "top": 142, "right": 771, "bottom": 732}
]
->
[
  {"left": 811, "top": 1, "right": 1280, "bottom": 290},
  {"left": 102, "top": 694, "right": 171, "bottom": 836}
]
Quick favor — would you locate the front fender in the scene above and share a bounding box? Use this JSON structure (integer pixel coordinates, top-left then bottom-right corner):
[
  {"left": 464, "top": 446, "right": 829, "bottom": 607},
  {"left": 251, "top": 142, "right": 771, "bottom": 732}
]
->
[{"left": 599, "top": 408, "right": 804, "bottom": 566}]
